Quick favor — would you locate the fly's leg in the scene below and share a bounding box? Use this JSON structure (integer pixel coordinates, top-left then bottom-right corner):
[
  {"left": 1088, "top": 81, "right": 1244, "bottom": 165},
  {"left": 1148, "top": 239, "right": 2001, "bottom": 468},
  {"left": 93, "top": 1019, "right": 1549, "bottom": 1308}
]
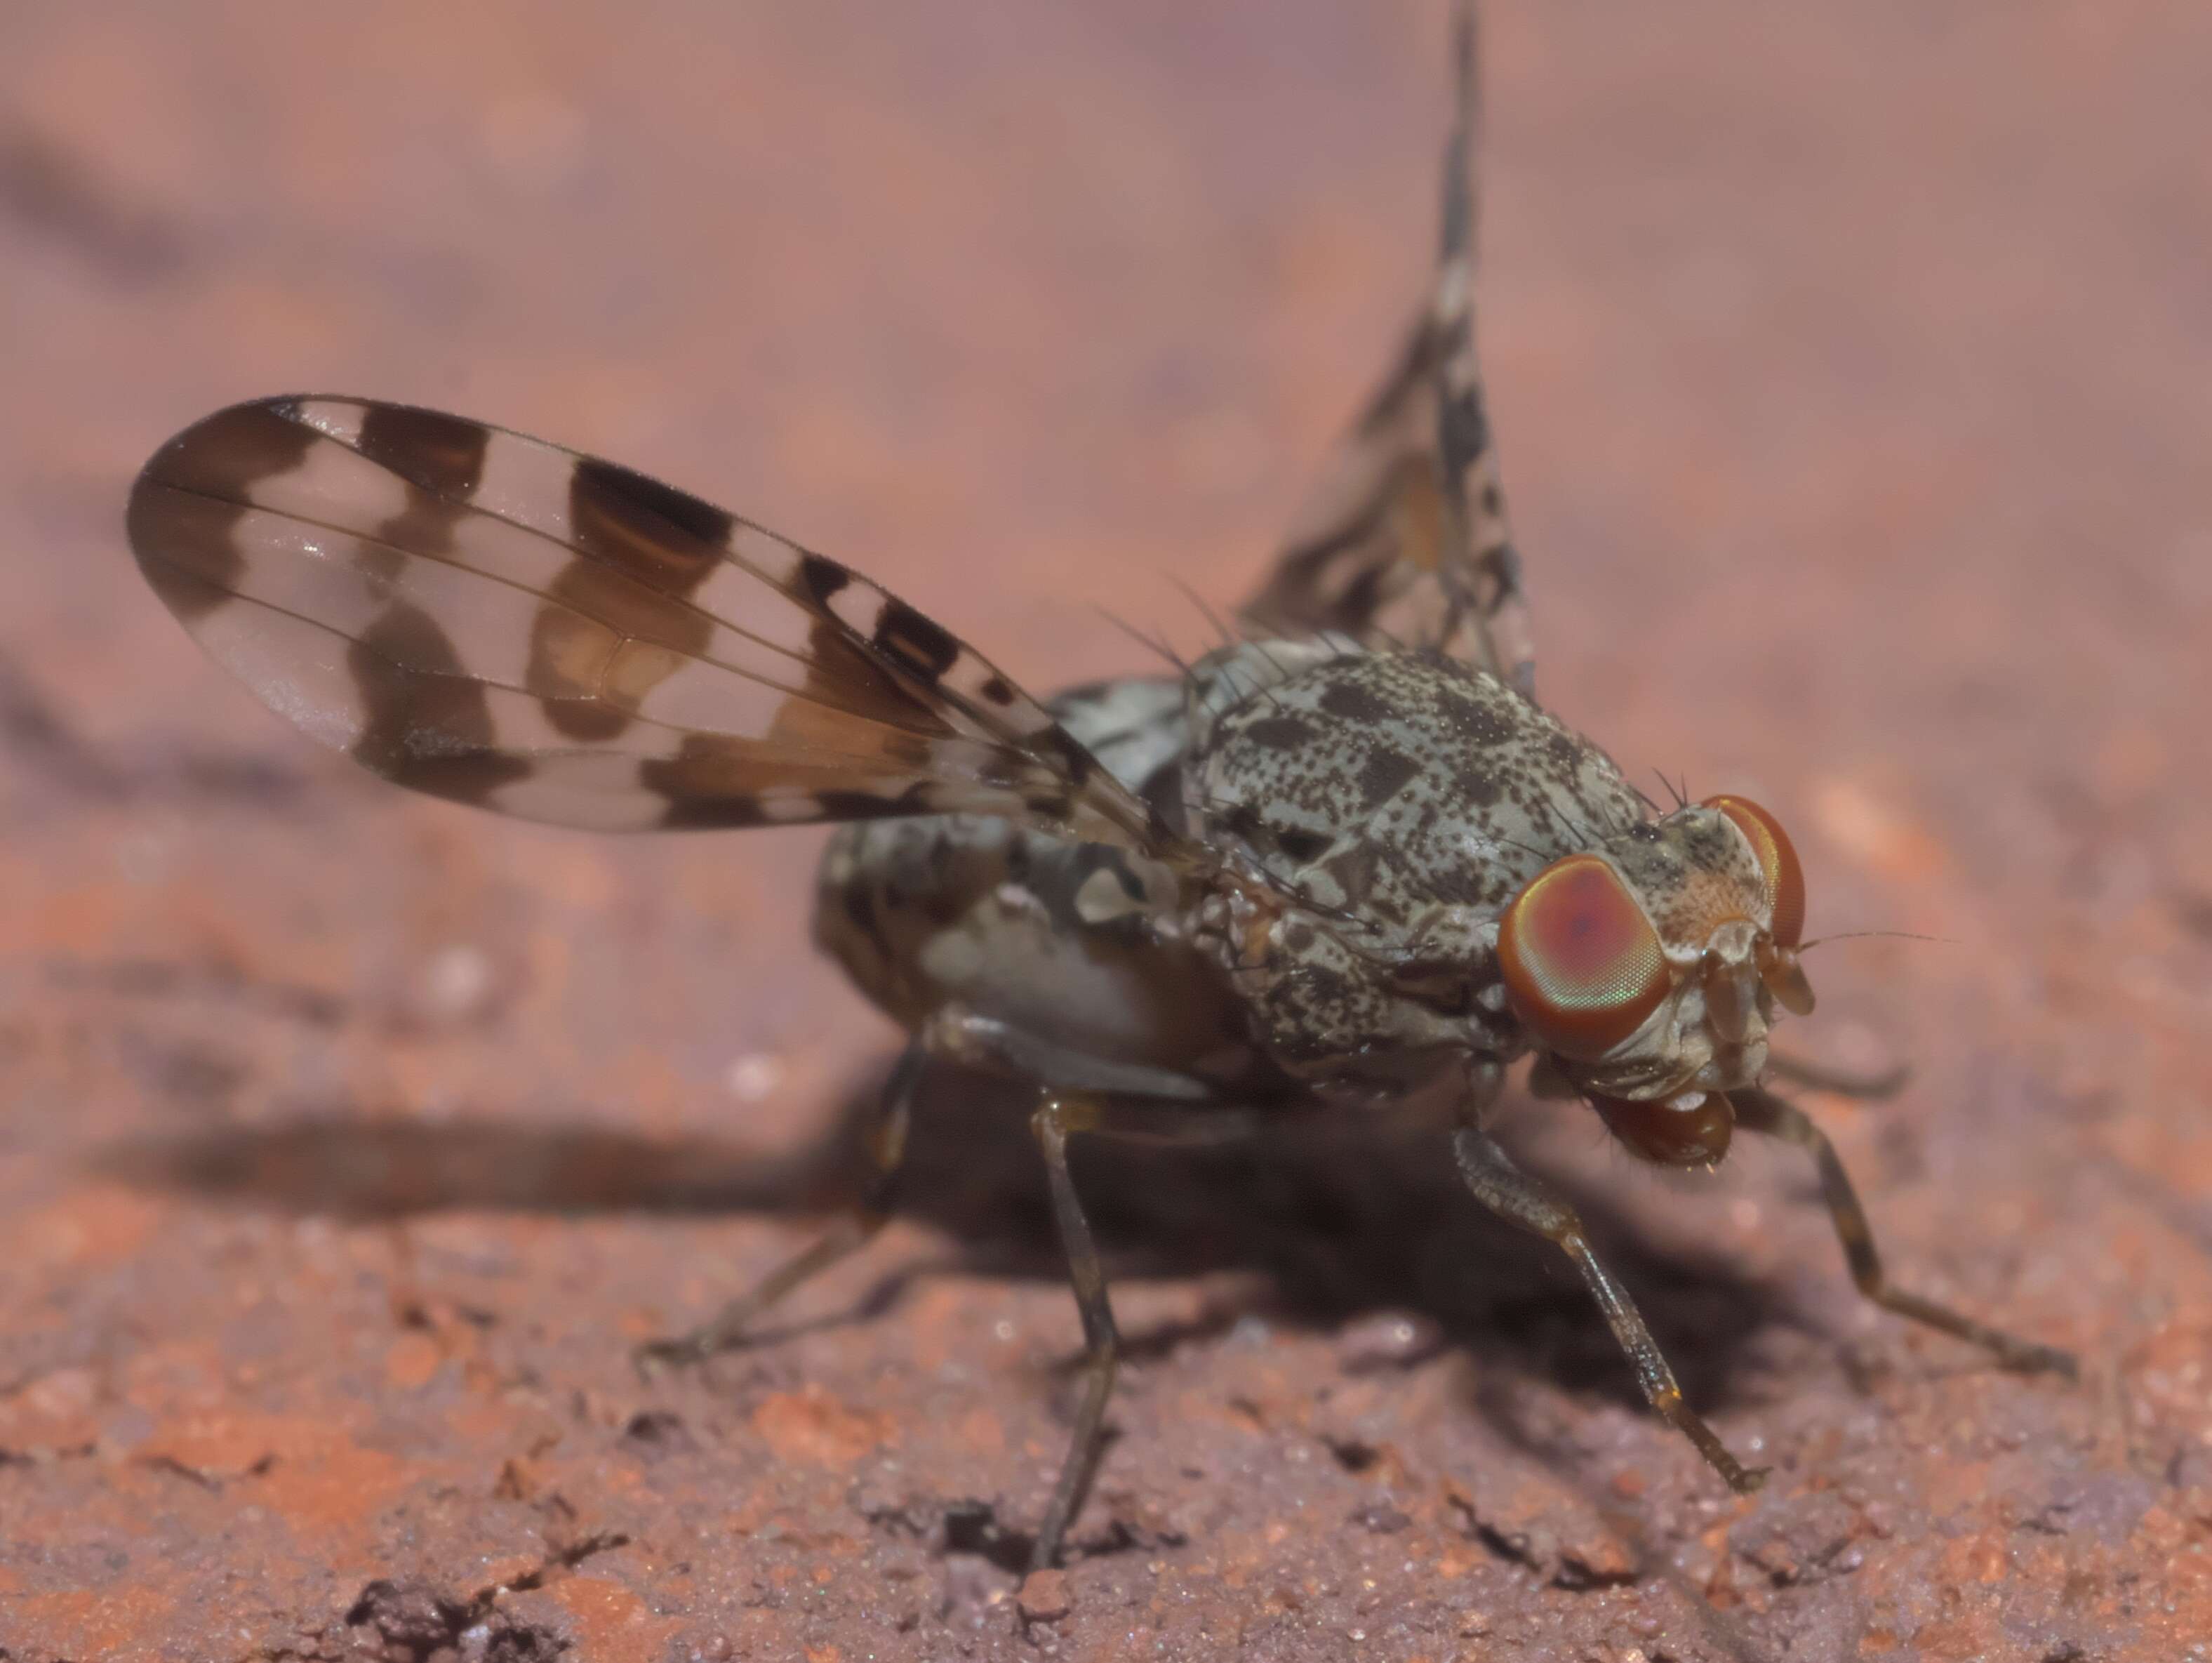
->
[
  {"left": 1764, "top": 1051, "right": 1910, "bottom": 1100},
  {"left": 1729, "top": 1085, "right": 2077, "bottom": 1377},
  {"left": 1028, "top": 1093, "right": 1118, "bottom": 1572},
  {"left": 638, "top": 1040, "right": 924, "bottom": 1368},
  {"left": 1452, "top": 1123, "right": 1767, "bottom": 1493},
  {"left": 1019, "top": 1092, "right": 1260, "bottom": 1570}
]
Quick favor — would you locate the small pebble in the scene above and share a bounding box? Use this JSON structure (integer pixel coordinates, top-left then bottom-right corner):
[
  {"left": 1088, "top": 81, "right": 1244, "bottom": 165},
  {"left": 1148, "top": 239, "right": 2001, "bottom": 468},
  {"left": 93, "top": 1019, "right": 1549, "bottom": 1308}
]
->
[
  {"left": 1336, "top": 1311, "right": 1444, "bottom": 1372},
  {"left": 422, "top": 943, "right": 491, "bottom": 1020},
  {"left": 724, "top": 1052, "right": 786, "bottom": 1101},
  {"left": 1352, "top": 1502, "right": 1411, "bottom": 1534},
  {"left": 1018, "top": 1568, "right": 1071, "bottom": 1622}
]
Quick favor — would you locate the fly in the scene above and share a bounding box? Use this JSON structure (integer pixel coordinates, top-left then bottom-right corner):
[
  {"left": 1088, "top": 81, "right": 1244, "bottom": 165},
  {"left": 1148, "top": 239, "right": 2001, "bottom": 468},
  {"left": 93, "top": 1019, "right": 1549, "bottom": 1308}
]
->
[{"left": 122, "top": 0, "right": 2074, "bottom": 1572}]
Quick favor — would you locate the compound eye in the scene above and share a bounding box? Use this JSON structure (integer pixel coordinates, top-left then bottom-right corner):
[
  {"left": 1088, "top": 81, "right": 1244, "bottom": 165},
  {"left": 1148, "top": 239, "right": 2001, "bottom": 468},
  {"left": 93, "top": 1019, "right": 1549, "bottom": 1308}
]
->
[
  {"left": 1498, "top": 854, "right": 1670, "bottom": 1056},
  {"left": 1703, "top": 795, "right": 1806, "bottom": 949}
]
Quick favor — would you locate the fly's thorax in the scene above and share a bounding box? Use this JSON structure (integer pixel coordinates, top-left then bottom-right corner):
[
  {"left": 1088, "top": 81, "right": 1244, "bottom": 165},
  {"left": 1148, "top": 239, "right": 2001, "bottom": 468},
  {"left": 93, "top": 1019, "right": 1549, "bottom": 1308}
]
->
[
  {"left": 1196, "top": 881, "right": 1513, "bottom": 1089},
  {"left": 1182, "top": 643, "right": 1642, "bottom": 1087},
  {"left": 1185, "top": 646, "right": 1639, "bottom": 933}
]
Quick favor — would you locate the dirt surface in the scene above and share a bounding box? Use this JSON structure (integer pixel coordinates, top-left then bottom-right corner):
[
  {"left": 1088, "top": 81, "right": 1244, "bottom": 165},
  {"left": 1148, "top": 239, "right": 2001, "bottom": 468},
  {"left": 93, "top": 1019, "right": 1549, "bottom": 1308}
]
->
[{"left": 4, "top": 2, "right": 2211, "bottom": 1658}]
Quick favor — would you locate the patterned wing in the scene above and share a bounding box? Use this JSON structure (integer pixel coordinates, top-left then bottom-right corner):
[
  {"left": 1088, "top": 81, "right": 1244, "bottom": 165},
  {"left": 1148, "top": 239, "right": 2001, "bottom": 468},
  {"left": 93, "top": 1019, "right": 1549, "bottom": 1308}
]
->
[
  {"left": 126, "top": 396, "right": 1190, "bottom": 860},
  {"left": 1239, "top": 0, "right": 1534, "bottom": 699}
]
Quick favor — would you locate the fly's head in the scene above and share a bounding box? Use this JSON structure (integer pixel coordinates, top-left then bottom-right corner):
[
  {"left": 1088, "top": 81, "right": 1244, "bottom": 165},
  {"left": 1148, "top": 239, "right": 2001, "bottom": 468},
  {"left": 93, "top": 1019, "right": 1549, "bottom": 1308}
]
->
[{"left": 1498, "top": 795, "right": 1814, "bottom": 1167}]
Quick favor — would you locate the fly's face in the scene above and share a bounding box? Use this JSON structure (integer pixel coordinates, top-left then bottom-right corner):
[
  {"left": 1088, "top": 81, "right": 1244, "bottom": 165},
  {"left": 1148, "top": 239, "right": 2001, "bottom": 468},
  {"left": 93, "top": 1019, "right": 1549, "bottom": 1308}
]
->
[{"left": 1498, "top": 795, "right": 1814, "bottom": 1165}]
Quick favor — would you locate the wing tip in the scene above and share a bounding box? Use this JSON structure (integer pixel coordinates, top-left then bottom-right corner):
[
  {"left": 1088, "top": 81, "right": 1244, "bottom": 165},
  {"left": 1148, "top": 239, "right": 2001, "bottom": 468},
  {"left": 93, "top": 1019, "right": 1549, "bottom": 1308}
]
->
[
  {"left": 130, "top": 394, "right": 320, "bottom": 495},
  {"left": 126, "top": 396, "right": 328, "bottom": 617}
]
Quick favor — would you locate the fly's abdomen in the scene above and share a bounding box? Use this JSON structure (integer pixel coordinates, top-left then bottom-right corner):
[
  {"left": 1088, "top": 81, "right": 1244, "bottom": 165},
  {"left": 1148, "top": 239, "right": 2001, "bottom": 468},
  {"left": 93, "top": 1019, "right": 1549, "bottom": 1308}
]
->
[
  {"left": 812, "top": 675, "right": 1270, "bottom": 1096},
  {"left": 813, "top": 816, "right": 1249, "bottom": 1082}
]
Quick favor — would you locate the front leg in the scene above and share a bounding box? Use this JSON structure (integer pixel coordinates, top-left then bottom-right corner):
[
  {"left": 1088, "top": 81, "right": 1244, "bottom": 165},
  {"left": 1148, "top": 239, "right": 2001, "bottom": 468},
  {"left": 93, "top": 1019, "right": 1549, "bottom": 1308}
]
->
[
  {"left": 1764, "top": 1049, "right": 1910, "bottom": 1100},
  {"left": 1729, "top": 1085, "right": 2076, "bottom": 1377},
  {"left": 1452, "top": 1124, "right": 1766, "bottom": 1493}
]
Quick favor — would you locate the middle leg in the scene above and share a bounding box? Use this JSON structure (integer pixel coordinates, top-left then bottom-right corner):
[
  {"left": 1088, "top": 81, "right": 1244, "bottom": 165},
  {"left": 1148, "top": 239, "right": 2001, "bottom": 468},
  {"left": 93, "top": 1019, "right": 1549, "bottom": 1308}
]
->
[
  {"left": 1028, "top": 1093, "right": 1117, "bottom": 1573},
  {"left": 1023, "top": 1092, "right": 1265, "bottom": 1570}
]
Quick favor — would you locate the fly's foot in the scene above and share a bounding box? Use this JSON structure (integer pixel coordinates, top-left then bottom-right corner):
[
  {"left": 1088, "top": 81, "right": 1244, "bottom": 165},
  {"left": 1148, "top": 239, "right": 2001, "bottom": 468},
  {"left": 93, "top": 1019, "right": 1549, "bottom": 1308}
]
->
[
  {"left": 632, "top": 1197, "right": 902, "bottom": 1381},
  {"left": 1653, "top": 1382, "right": 1767, "bottom": 1496},
  {"left": 632, "top": 1325, "right": 726, "bottom": 1378},
  {"left": 1986, "top": 1332, "right": 2079, "bottom": 1381},
  {"left": 1731, "top": 1463, "right": 1772, "bottom": 1496}
]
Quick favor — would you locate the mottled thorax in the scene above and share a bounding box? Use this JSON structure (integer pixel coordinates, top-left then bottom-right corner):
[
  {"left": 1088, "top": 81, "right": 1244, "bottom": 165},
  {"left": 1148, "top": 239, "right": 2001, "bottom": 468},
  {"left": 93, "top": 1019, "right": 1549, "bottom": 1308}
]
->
[{"left": 1185, "top": 642, "right": 1642, "bottom": 1087}]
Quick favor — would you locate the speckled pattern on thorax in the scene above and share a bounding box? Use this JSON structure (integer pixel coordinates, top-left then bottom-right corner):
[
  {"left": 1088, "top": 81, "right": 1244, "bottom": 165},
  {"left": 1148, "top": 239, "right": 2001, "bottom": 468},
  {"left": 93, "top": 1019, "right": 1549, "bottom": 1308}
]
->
[{"left": 1190, "top": 647, "right": 1641, "bottom": 933}]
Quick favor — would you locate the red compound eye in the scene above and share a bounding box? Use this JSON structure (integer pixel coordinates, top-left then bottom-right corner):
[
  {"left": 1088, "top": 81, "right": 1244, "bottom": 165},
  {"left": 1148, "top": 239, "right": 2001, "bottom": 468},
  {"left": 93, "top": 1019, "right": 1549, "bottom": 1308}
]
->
[
  {"left": 1498, "top": 854, "right": 1670, "bottom": 1056},
  {"left": 1703, "top": 795, "right": 1806, "bottom": 949}
]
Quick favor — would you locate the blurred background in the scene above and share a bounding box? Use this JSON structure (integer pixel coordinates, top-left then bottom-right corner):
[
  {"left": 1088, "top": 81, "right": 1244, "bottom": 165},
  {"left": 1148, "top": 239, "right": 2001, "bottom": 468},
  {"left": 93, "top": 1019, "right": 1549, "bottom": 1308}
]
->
[{"left": 3, "top": 1, "right": 2210, "bottom": 1657}]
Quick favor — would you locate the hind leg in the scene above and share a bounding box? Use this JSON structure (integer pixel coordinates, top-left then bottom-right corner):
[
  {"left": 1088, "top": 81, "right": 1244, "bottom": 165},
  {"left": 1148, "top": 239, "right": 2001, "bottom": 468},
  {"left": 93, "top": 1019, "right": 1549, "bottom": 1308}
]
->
[
  {"left": 1026, "top": 1094, "right": 1119, "bottom": 1572},
  {"left": 639, "top": 1040, "right": 924, "bottom": 1367},
  {"left": 1022, "top": 1091, "right": 1264, "bottom": 1569}
]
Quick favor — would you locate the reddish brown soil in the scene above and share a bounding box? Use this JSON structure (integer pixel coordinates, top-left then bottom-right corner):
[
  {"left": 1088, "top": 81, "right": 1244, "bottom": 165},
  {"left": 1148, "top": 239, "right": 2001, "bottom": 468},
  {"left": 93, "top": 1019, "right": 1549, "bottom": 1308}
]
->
[{"left": 4, "top": 2, "right": 2211, "bottom": 1658}]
